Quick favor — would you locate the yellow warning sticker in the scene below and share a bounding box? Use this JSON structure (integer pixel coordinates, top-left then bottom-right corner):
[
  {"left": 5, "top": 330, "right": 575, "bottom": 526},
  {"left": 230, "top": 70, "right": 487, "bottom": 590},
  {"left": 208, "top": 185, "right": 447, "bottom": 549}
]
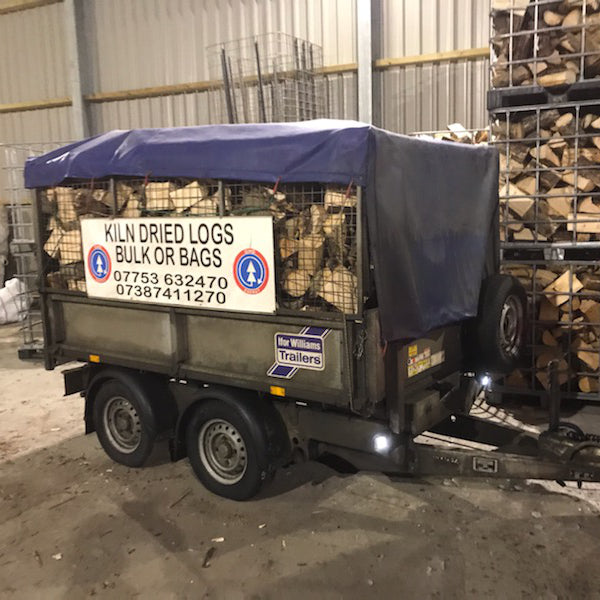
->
[
  {"left": 407, "top": 347, "right": 431, "bottom": 377},
  {"left": 407, "top": 348, "right": 445, "bottom": 377},
  {"left": 408, "top": 344, "right": 418, "bottom": 358}
]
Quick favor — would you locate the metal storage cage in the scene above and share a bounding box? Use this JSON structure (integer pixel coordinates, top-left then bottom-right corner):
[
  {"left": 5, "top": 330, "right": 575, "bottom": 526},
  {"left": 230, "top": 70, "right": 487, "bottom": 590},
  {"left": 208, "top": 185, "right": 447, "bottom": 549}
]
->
[
  {"left": 490, "top": 0, "right": 600, "bottom": 96},
  {"left": 489, "top": 97, "right": 600, "bottom": 403},
  {"left": 487, "top": 0, "right": 600, "bottom": 405},
  {"left": 40, "top": 178, "right": 360, "bottom": 318},
  {"left": 207, "top": 32, "right": 328, "bottom": 124},
  {"left": 492, "top": 99, "right": 600, "bottom": 246},
  {"left": 2, "top": 143, "right": 64, "bottom": 357},
  {"left": 501, "top": 258, "right": 600, "bottom": 401},
  {"left": 413, "top": 122, "right": 600, "bottom": 403}
]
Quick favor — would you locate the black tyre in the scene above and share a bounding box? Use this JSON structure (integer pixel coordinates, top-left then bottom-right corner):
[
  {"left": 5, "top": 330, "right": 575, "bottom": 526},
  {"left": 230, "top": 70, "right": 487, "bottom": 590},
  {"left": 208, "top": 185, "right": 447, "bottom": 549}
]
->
[
  {"left": 185, "top": 399, "right": 272, "bottom": 501},
  {"left": 93, "top": 379, "right": 157, "bottom": 468},
  {"left": 472, "top": 274, "right": 527, "bottom": 374}
]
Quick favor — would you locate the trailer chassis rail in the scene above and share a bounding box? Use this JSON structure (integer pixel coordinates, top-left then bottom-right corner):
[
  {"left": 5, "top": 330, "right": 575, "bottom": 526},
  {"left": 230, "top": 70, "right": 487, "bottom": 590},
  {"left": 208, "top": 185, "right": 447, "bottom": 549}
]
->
[
  {"left": 408, "top": 361, "right": 600, "bottom": 485},
  {"left": 412, "top": 414, "right": 600, "bottom": 484}
]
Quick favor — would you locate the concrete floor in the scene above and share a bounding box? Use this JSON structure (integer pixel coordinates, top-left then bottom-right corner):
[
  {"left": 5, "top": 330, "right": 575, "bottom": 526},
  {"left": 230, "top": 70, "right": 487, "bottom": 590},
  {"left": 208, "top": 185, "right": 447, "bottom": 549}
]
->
[{"left": 2, "top": 322, "right": 600, "bottom": 599}]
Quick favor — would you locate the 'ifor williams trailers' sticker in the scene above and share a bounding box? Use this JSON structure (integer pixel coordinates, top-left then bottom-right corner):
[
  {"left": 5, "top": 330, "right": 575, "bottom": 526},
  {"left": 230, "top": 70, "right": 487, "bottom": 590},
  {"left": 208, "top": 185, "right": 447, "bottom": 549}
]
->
[{"left": 267, "top": 326, "right": 331, "bottom": 379}]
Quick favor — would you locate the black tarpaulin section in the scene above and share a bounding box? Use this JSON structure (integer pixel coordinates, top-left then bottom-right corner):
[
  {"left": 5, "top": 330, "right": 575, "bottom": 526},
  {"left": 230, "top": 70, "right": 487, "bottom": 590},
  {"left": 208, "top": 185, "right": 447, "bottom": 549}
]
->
[{"left": 366, "top": 129, "right": 499, "bottom": 342}]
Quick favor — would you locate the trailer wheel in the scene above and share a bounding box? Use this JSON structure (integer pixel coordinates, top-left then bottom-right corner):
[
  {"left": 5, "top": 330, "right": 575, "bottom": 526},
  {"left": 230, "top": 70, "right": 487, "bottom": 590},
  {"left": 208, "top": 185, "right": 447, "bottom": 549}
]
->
[
  {"left": 472, "top": 274, "right": 527, "bottom": 374},
  {"left": 93, "top": 379, "right": 157, "bottom": 468},
  {"left": 185, "top": 399, "right": 272, "bottom": 501}
]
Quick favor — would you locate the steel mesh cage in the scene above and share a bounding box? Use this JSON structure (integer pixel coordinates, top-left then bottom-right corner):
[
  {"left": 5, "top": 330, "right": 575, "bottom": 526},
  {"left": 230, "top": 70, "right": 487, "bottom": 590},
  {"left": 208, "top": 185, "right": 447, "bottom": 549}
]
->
[
  {"left": 490, "top": 0, "right": 600, "bottom": 90},
  {"left": 502, "top": 259, "right": 600, "bottom": 398},
  {"left": 412, "top": 125, "right": 600, "bottom": 401},
  {"left": 491, "top": 100, "right": 600, "bottom": 246},
  {"left": 2, "top": 142, "right": 66, "bottom": 352},
  {"left": 206, "top": 32, "right": 327, "bottom": 124},
  {"left": 41, "top": 178, "right": 359, "bottom": 316}
]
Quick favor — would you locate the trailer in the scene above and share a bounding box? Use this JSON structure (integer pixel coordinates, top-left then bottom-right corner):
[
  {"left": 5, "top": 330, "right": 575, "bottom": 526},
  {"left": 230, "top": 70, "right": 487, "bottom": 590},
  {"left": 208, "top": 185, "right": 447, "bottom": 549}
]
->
[{"left": 24, "top": 120, "right": 600, "bottom": 500}]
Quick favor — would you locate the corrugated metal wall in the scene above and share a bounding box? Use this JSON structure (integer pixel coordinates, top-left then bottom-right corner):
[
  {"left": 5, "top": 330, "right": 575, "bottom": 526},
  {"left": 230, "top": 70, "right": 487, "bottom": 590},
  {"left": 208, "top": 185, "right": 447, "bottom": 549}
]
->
[
  {"left": 0, "top": 1, "right": 72, "bottom": 144},
  {"left": 379, "top": 0, "right": 489, "bottom": 132},
  {"left": 84, "top": 0, "right": 356, "bottom": 90},
  {"left": 0, "top": 3, "right": 68, "bottom": 104},
  {"left": 86, "top": 0, "right": 358, "bottom": 131},
  {"left": 0, "top": 0, "right": 490, "bottom": 148}
]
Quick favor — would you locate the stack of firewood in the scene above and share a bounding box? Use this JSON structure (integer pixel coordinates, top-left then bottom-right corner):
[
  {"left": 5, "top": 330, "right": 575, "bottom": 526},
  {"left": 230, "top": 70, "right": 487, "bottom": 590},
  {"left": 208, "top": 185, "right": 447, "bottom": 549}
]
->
[
  {"left": 416, "top": 123, "right": 489, "bottom": 145},
  {"left": 415, "top": 121, "right": 600, "bottom": 396},
  {"left": 43, "top": 180, "right": 358, "bottom": 314},
  {"left": 503, "top": 262, "right": 600, "bottom": 393},
  {"left": 494, "top": 108, "right": 600, "bottom": 243},
  {"left": 492, "top": 1, "right": 600, "bottom": 89},
  {"left": 269, "top": 186, "right": 357, "bottom": 313},
  {"left": 43, "top": 186, "right": 113, "bottom": 292}
]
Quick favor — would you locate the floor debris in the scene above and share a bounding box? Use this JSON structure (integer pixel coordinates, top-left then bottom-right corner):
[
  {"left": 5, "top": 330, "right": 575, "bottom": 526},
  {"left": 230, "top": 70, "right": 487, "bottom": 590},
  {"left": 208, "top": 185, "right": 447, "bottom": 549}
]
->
[{"left": 202, "top": 547, "right": 216, "bottom": 568}]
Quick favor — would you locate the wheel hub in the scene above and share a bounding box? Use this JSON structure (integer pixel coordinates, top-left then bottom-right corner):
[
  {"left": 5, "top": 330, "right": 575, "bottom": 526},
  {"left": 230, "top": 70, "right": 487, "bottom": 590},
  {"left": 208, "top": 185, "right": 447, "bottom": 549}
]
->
[
  {"left": 500, "top": 295, "right": 523, "bottom": 357},
  {"left": 199, "top": 419, "right": 247, "bottom": 485},
  {"left": 103, "top": 396, "right": 142, "bottom": 454}
]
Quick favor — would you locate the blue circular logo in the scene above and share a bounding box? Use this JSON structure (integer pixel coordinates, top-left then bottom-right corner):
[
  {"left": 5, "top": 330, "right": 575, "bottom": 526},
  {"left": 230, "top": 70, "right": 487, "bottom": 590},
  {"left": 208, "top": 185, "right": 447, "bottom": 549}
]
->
[
  {"left": 233, "top": 249, "right": 269, "bottom": 295},
  {"left": 87, "top": 245, "right": 112, "bottom": 283}
]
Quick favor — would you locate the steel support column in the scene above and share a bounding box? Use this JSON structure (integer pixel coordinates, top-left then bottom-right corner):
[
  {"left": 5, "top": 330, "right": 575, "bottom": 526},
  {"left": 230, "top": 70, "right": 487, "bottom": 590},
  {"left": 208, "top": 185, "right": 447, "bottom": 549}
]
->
[
  {"left": 63, "top": 0, "right": 88, "bottom": 139},
  {"left": 357, "top": 0, "right": 373, "bottom": 124}
]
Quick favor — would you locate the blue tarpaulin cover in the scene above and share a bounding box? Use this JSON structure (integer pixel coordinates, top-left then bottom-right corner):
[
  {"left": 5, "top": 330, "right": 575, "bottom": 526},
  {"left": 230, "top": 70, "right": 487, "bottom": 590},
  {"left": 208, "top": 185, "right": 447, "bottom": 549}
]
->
[
  {"left": 24, "top": 120, "right": 371, "bottom": 189},
  {"left": 24, "top": 119, "right": 499, "bottom": 342}
]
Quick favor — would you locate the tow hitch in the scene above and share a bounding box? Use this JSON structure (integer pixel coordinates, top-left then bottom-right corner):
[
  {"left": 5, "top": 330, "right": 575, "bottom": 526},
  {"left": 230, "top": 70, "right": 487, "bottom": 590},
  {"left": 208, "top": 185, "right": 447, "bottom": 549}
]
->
[{"left": 411, "top": 361, "right": 600, "bottom": 485}]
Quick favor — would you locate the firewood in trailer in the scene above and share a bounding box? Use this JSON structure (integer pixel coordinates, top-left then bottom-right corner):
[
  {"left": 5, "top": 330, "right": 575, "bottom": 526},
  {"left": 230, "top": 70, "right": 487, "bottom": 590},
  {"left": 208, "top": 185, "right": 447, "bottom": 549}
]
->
[
  {"left": 543, "top": 10, "right": 564, "bottom": 26},
  {"left": 563, "top": 8, "right": 582, "bottom": 29},
  {"left": 282, "top": 269, "right": 311, "bottom": 298}
]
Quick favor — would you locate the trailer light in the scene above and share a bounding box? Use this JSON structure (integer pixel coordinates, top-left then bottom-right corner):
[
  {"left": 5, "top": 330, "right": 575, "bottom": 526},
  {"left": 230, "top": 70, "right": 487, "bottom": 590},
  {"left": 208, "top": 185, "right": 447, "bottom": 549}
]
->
[
  {"left": 89, "top": 354, "right": 100, "bottom": 363},
  {"left": 373, "top": 434, "right": 391, "bottom": 453},
  {"left": 270, "top": 385, "right": 286, "bottom": 397},
  {"left": 480, "top": 374, "right": 491, "bottom": 387}
]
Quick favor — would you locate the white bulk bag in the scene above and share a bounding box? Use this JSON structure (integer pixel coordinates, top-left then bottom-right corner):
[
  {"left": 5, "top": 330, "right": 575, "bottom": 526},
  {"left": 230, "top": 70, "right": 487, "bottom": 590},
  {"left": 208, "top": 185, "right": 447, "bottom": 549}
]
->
[{"left": 0, "top": 278, "right": 30, "bottom": 324}]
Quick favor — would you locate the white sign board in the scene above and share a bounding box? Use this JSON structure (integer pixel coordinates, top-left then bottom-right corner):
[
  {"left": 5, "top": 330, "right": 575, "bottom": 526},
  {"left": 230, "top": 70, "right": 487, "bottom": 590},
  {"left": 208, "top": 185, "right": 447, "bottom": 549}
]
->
[{"left": 81, "top": 217, "right": 276, "bottom": 313}]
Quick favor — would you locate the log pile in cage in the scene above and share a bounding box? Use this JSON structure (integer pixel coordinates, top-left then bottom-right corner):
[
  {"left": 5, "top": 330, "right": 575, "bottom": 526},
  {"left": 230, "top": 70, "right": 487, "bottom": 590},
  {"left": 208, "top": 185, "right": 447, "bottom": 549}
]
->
[
  {"left": 415, "top": 118, "right": 600, "bottom": 401},
  {"left": 502, "top": 260, "right": 600, "bottom": 395},
  {"left": 40, "top": 179, "right": 358, "bottom": 315},
  {"left": 492, "top": 102, "right": 600, "bottom": 244},
  {"left": 491, "top": 0, "right": 600, "bottom": 92}
]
